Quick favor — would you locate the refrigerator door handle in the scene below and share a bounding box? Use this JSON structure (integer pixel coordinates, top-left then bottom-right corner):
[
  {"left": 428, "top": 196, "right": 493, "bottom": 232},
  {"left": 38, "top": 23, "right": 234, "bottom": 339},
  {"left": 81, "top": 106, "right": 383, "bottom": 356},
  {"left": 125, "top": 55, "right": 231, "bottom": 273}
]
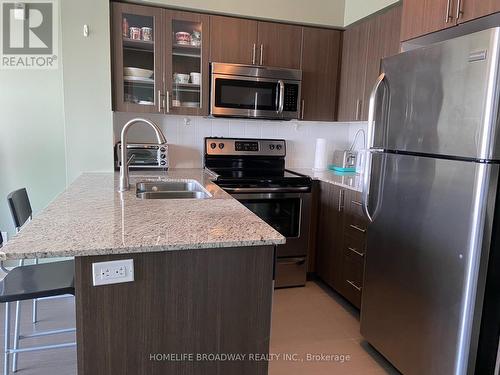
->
[{"left": 363, "top": 73, "right": 387, "bottom": 223}]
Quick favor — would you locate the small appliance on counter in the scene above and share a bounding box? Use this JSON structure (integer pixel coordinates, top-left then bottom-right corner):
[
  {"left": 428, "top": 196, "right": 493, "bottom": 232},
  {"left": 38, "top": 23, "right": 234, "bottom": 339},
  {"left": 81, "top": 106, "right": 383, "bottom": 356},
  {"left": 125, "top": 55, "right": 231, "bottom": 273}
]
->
[
  {"left": 115, "top": 142, "right": 168, "bottom": 170},
  {"left": 331, "top": 129, "right": 366, "bottom": 173},
  {"left": 331, "top": 150, "right": 357, "bottom": 172}
]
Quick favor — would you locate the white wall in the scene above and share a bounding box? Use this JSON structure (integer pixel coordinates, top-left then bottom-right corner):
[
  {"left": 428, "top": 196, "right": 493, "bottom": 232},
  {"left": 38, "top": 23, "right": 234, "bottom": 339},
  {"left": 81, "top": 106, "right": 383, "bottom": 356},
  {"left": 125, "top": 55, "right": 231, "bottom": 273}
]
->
[
  {"left": 113, "top": 113, "right": 367, "bottom": 169},
  {"left": 61, "top": 0, "right": 114, "bottom": 184},
  {"left": 0, "top": 5, "right": 67, "bottom": 235},
  {"left": 344, "top": 0, "right": 400, "bottom": 26},
  {"left": 138, "top": 0, "right": 346, "bottom": 27}
]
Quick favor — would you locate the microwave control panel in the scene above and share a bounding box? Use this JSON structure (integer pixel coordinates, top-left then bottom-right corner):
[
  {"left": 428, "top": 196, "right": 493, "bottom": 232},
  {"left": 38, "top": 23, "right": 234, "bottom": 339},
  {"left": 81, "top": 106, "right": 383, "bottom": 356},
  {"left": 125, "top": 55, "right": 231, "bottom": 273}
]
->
[{"left": 283, "top": 84, "right": 299, "bottom": 112}]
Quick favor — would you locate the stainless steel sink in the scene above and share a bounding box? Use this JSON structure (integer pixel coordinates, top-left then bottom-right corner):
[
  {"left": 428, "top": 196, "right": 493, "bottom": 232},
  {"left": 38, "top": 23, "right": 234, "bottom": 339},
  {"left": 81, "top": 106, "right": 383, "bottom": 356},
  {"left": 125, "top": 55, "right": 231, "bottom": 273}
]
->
[{"left": 136, "top": 180, "right": 211, "bottom": 199}]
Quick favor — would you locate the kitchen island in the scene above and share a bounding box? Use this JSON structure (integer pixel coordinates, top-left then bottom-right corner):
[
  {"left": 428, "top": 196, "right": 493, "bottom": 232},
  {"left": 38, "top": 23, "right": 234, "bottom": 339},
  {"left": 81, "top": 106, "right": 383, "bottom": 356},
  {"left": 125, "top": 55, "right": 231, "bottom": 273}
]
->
[{"left": 1, "top": 169, "right": 285, "bottom": 375}]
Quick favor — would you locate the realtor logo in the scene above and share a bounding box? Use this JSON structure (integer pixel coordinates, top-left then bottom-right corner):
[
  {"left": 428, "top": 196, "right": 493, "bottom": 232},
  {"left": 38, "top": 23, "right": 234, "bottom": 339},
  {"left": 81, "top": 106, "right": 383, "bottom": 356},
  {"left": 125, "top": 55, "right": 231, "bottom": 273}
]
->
[{"left": 1, "top": 0, "right": 58, "bottom": 69}]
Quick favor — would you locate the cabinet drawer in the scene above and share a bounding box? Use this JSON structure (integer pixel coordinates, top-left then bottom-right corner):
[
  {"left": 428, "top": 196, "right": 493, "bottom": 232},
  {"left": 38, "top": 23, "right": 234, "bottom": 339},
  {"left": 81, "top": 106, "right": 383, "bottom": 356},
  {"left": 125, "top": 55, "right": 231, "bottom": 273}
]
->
[
  {"left": 344, "top": 235, "right": 365, "bottom": 260},
  {"left": 347, "top": 192, "right": 364, "bottom": 219},
  {"left": 342, "top": 255, "right": 364, "bottom": 308},
  {"left": 345, "top": 217, "right": 368, "bottom": 240}
]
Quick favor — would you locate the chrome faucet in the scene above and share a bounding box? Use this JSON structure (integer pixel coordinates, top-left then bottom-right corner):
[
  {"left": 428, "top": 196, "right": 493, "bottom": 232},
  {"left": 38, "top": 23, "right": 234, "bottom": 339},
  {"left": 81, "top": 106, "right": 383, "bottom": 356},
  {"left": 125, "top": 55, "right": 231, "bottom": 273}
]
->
[{"left": 119, "top": 118, "right": 167, "bottom": 192}]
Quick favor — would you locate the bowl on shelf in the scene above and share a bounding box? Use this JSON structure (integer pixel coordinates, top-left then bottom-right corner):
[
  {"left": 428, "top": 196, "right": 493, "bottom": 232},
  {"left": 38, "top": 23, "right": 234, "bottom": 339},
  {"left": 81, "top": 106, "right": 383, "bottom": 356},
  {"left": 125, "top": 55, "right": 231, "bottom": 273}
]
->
[
  {"left": 190, "top": 72, "right": 201, "bottom": 85},
  {"left": 182, "top": 101, "right": 200, "bottom": 108},
  {"left": 173, "top": 73, "right": 190, "bottom": 84},
  {"left": 175, "top": 32, "right": 191, "bottom": 45},
  {"left": 124, "top": 67, "right": 153, "bottom": 78}
]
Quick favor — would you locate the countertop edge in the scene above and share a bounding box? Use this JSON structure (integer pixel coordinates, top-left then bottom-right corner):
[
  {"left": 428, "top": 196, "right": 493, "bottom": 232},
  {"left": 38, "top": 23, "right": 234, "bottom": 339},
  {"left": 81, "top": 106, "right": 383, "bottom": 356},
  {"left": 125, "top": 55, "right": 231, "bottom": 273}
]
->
[{"left": 0, "top": 235, "right": 286, "bottom": 261}]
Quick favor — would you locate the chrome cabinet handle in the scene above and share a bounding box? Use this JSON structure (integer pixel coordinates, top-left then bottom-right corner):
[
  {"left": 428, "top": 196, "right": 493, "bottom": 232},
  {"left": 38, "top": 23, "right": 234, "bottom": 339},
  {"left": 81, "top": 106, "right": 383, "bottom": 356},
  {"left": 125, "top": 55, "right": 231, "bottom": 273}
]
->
[
  {"left": 456, "top": 0, "right": 464, "bottom": 20},
  {"left": 347, "top": 247, "right": 364, "bottom": 257},
  {"left": 355, "top": 99, "right": 362, "bottom": 120},
  {"left": 278, "top": 80, "right": 285, "bottom": 113},
  {"left": 347, "top": 280, "right": 362, "bottom": 292},
  {"left": 352, "top": 200, "right": 362, "bottom": 207},
  {"left": 445, "top": 0, "right": 453, "bottom": 23},
  {"left": 157, "top": 89, "right": 163, "bottom": 112},
  {"left": 338, "top": 189, "right": 345, "bottom": 212},
  {"left": 362, "top": 73, "right": 386, "bottom": 223},
  {"left": 301, "top": 99, "right": 305, "bottom": 119},
  {"left": 350, "top": 224, "right": 366, "bottom": 233},
  {"left": 252, "top": 43, "right": 256, "bottom": 65},
  {"left": 260, "top": 44, "right": 263, "bottom": 65},
  {"left": 165, "top": 91, "right": 170, "bottom": 113}
]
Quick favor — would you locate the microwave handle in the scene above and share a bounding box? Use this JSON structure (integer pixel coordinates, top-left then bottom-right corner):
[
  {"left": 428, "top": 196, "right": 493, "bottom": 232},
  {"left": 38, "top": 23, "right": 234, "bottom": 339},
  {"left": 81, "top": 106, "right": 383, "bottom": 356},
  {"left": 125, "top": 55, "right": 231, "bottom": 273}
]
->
[{"left": 278, "top": 80, "right": 285, "bottom": 113}]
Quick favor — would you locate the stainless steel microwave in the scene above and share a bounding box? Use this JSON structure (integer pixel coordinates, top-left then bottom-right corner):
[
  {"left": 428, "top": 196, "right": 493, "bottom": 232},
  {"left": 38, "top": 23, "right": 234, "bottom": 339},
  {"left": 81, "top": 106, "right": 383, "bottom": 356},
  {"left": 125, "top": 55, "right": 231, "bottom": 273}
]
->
[{"left": 210, "top": 62, "right": 302, "bottom": 120}]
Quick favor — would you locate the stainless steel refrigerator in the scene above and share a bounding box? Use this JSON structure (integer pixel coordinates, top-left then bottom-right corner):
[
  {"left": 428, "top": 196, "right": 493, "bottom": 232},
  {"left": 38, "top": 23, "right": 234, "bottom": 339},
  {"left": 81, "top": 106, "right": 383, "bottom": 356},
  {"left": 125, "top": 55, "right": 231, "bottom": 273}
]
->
[{"left": 360, "top": 27, "right": 500, "bottom": 375}]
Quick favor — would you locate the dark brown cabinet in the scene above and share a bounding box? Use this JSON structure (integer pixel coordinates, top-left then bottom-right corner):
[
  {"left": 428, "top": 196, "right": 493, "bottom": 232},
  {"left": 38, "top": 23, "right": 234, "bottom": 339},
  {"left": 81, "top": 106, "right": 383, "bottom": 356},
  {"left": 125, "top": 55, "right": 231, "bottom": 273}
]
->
[
  {"left": 256, "top": 22, "right": 303, "bottom": 69},
  {"left": 362, "top": 5, "right": 402, "bottom": 119},
  {"left": 112, "top": 3, "right": 210, "bottom": 115},
  {"left": 209, "top": 15, "right": 258, "bottom": 65},
  {"left": 316, "top": 182, "right": 345, "bottom": 290},
  {"left": 300, "top": 27, "right": 342, "bottom": 121},
  {"left": 112, "top": 3, "right": 164, "bottom": 113},
  {"left": 315, "top": 183, "right": 368, "bottom": 309},
  {"left": 337, "top": 22, "right": 370, "bottom": 122},
  {"left": 209, "top": 17, "right": 302, "bottom": 69},
  {"left": 400, "top": 0, "right": 455, "bottom": 41},
  {"left": 401, "top": 0, "right": 500, "bottom": 41},
  {"left": 458, "top": 0, "right": 500, "bottom": 23},
  {"left": 338, "top": 5, "right": 402, "bottom": 122}
]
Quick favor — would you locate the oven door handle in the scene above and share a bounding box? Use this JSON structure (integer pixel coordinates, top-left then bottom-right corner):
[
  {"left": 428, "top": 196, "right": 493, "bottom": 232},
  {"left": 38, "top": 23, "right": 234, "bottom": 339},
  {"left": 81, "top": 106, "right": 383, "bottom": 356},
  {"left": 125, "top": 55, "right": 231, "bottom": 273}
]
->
[{"left": 222, "top": 186, "right": 310, "bottom": 193}]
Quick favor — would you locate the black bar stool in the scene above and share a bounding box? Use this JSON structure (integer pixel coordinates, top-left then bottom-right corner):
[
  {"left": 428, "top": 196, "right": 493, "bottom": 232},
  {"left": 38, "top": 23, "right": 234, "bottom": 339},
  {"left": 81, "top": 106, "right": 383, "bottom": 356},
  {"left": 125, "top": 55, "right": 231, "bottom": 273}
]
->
[
  {"left": 4, "top": 188, "right": 76, "bottom": 374},
  {"left": 0, "top": 260, "right": 75, "bottom": 375}
]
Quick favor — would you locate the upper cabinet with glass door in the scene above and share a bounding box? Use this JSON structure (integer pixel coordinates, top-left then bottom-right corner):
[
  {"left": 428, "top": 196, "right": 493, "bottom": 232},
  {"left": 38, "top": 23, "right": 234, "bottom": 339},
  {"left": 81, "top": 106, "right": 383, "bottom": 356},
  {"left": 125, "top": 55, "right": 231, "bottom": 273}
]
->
[
  {"left": 112, "top": 3, "right": 163, "bottom": 113},
  {"left": 164, "top": 10, "right": 210, "bottom": 116}
]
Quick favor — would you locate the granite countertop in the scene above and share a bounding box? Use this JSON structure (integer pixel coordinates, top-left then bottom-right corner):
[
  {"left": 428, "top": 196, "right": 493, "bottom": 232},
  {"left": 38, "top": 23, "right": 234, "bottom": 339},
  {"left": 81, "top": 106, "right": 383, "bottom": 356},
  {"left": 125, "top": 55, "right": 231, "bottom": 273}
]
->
[
  {"left": 288, "top": 168, "right": 363, "bottom": 192},
  {"left": 0, "top": 169, "right": 285, "bottom": 260}
]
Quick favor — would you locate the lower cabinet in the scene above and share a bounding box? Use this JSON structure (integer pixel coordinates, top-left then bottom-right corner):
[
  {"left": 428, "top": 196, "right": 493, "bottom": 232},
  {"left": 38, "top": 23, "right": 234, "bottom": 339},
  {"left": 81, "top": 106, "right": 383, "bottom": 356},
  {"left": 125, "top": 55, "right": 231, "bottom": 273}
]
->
[{"left": 316, "top": 182, "right": 368, "bottom": 309}]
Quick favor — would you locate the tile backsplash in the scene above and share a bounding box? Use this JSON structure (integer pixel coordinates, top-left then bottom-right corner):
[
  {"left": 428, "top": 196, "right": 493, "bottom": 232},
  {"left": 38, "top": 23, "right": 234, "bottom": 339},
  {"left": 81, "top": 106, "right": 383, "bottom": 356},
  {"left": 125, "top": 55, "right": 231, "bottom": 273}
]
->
[{"left": 113, "top": 112, "right": 368, "bottom": 169}]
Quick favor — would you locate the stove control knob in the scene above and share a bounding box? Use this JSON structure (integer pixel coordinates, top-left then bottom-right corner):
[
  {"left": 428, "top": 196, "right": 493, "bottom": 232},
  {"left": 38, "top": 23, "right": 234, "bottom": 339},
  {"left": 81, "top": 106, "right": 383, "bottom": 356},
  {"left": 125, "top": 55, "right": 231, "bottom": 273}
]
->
[
  {"left": 160, "top": 154, "right": 166, "bottom": 159},
  {"left": 269, "top": 144, "right": 275, "bottom": 150},
  {"left": 218, "top": 143, "right": 225, "bottom": 149},
  {"left": 160, "top": 160, "right": 166, "bottom": 166},
  {"left": 160, "top": 147, "right": 166, "bottom": 152},
  {"left": 276, "top": 144, "right": 283, "bottom": 150},
  {"left": 210, "top": 142, "right": 217, "bottom": 149}
]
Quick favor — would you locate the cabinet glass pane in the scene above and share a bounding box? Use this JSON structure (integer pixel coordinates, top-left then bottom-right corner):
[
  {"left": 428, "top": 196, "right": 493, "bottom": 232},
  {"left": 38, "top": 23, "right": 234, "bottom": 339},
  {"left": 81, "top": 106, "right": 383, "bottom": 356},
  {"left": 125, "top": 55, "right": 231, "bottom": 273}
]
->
[
  {"left": 122, "top": 13, "right": 156, "bottom": 106},
  {"left": 170, "top": 19, "right": 202, "bottom": 109}
]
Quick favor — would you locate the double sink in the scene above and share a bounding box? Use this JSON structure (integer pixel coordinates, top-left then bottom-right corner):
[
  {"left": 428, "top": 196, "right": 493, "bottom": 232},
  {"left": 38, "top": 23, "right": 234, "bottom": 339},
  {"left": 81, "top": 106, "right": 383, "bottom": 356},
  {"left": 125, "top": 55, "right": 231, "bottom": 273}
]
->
[{"left": 136, "top": 180, "right": 211, "bottom": 199}]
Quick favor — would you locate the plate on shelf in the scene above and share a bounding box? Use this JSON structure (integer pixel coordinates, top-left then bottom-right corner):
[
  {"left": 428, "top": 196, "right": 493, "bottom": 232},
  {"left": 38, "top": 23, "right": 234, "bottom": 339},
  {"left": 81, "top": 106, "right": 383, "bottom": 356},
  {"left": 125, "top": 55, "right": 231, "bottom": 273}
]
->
[
  {"left": 124, "top": 76, "right": 154, "bottom": 84},
  {"left": 124, "top": 67, "right": 153, "bottom": 78},
  {"left": 138, "top": 100, "right": 154, "bottom": 105},
  {"left": 182, "top": 101, "right": 200, "bottom": 108}
]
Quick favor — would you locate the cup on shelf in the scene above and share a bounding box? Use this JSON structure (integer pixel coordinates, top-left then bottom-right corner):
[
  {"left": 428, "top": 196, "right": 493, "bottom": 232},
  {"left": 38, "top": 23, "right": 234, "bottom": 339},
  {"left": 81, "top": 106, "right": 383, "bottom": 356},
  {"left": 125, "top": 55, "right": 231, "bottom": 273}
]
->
[
  {"left": 191, "top": 31, "right": 201, "bottom": 47},
  {"left": 173, "top": 73, "right": 190, "bottom": 84},
  {"left": 190, "top": 72, "right": 201, "bottom": 85},
  {"left": 129, "top": 27, "right": 141, "bottom": 40},
  {"left": 175, "top": 32, "right": 191, "bottom": 45},
  {"left": 141, "top": 27, "right": 153, "bottom": 41}
]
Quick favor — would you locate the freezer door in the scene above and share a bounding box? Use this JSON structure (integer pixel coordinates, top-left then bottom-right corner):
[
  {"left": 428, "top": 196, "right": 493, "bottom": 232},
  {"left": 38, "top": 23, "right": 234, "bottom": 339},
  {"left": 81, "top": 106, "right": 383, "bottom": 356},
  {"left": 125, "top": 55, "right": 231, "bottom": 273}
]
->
[
  {"left": 360, "top": 152, "right": 499, "bottom": 375},
  {"left": 377, "top": 27, "right": 500, "bottom": 160}
]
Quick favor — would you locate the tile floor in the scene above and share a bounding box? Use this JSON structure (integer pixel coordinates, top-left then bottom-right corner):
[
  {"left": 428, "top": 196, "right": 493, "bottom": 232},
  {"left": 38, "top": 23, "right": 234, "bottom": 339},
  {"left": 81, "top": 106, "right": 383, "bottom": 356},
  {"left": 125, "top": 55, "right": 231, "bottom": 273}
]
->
[{"left": 0, "top": 281, "right": 400, "bottom": 374}]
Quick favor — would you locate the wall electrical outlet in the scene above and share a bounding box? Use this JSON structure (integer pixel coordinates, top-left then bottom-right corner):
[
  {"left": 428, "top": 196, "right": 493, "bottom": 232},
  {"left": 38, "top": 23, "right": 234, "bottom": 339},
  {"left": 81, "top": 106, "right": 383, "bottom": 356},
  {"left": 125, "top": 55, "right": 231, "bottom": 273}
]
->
[{"left": 92, "top": 259, "right": 134, "bottom": 286}]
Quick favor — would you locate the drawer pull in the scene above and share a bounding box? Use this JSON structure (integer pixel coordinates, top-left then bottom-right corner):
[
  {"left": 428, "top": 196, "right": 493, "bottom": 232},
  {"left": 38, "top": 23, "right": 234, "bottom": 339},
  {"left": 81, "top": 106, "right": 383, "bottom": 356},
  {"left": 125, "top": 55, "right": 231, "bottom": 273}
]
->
[
  {"left": 347, "top": 279, "right": 362, "bottom": 291},
  {"left": 352, "top": 200, "right": 362, "bottom": 207},
  {"left": 350, "top": 224, "right": 366, "bottom": 233},
  {"left": 347, "top": 247, "right": 364, "bottom": 257}
]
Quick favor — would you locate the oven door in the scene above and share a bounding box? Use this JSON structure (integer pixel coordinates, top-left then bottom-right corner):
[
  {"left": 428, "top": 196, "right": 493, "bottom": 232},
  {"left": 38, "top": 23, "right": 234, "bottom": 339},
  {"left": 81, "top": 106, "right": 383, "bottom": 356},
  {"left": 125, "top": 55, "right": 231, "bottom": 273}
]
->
[
  {"left": 233, "top": 192, "right": 311, "bottom": 257},
  {"left": 211, "top": 74, "right": 300, "bottom": 120}
]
